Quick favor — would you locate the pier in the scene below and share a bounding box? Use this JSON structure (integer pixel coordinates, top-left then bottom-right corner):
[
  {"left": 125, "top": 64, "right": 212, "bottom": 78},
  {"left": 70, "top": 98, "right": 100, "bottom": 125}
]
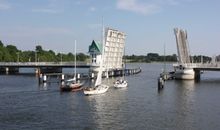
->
[{"left": 38, "top": 67, "right": 142, "bottom": 84}]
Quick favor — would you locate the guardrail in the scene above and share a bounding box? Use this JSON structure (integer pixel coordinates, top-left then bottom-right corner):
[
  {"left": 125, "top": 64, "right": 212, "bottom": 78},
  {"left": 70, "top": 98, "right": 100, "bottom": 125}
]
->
[
  {"left": 173, "top": 63, "right": 220, "bottom": 68},
  {"left": 0, "top": 62, "right": 90, "bottom": 67}
]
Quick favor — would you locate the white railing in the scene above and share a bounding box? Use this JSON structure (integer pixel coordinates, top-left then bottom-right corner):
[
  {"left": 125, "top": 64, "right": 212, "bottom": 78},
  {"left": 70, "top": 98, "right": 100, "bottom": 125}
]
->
[
  {"left": 173, "top": 62, "right": 220, "bottom": 69},
  {"left": 0, "top": 62, "right": 89, "bottom": 66}
]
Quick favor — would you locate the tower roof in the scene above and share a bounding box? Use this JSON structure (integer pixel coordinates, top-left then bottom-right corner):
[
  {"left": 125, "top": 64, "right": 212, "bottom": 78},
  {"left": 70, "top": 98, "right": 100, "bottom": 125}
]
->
[{"left": 88, "top": 40, "right": 102, "bottom": 54}]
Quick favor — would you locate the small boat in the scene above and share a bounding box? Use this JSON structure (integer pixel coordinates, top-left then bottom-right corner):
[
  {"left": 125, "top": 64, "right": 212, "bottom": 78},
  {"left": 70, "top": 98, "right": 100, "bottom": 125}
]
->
[
  {"left": 60, "top": 81, "right": 83, "bottom": 92},
  {"left": 114, "top": 44, "right": 128, "bottom": 88},
  {"left": 114, "top": 79, "right": 128, "bottom": 88},
  {"left": 60, "top": 40, "right": 84, "bottom": 92}
]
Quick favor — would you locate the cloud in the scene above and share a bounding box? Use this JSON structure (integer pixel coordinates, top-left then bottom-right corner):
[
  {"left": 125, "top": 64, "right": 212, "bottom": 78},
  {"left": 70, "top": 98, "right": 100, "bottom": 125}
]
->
[
  {"left": 32, "top": 8, "right": 60, "bottom": 14},
  {"left": 0, "top": 1, "right": 11, "bottom": 10},
  {"left": 89, "top": 6, "right": 96, "bottom": 12},
  {"left": 116, "top": 0, "right": 160, "bottom": 15},
  {"left": 116, "top": 0, "right": 197, "bottom": 15}
]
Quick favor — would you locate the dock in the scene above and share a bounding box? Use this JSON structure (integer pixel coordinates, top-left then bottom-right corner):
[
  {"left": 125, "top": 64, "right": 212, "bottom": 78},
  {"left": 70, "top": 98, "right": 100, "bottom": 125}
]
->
[{"left": 38, "top": 67, "right": 142, "bottom": 84}]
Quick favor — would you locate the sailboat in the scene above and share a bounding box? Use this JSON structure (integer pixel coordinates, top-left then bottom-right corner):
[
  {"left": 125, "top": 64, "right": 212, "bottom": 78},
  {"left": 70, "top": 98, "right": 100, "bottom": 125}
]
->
[
  {"left": 83, "top": 20, "right": 109, "bottom": 95},
  {"left": 114, "top": 46, "right": 128, "bottom": 88},
  {"left": 60, "top": 40, "right": 83, "bottom": 92}
]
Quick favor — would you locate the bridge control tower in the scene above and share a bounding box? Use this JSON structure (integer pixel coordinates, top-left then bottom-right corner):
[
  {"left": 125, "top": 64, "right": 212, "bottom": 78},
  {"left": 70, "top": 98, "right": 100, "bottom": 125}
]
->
[{"left": 89, "top": 28, "right": 126, "bottom": 72}]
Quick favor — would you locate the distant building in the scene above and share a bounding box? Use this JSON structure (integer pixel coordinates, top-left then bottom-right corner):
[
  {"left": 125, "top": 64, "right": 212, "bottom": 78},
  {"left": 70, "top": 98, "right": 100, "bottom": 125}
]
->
[{"left": 88, "top": 28, "right": 126, "bottom": 72}]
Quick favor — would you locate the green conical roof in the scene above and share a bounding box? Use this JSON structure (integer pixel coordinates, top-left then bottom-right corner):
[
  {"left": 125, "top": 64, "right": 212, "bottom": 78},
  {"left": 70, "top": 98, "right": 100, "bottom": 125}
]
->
[{"left": 88, "top": 40, "right": 102, "bottom": 54}]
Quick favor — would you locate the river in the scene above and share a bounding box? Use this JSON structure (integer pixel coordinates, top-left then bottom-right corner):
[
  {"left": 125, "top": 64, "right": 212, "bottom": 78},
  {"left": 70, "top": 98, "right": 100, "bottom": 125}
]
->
[{"left": 0, "top": 63, "right": 220, "bottom": 130}]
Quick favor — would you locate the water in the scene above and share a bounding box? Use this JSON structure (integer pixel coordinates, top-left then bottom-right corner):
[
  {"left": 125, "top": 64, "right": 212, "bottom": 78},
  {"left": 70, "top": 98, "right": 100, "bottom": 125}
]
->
[{"left": 1, "top": 63, "right": 220, "bottom": 130}]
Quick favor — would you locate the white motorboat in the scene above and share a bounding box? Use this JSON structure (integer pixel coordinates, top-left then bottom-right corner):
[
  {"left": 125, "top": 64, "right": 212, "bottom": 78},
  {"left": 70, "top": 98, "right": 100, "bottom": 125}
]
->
[
  {"left": 114, "top": 79, "right": 128, "bottom": 88},
  {"left": 114, "top": 41, "right": 128, "bottom": 88}
]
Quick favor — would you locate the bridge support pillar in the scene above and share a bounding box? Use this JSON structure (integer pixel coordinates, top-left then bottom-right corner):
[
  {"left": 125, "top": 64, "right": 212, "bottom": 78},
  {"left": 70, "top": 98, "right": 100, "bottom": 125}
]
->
[
  {"left": 1, "top": 67, "right": 19, "bottom": 74},
  {"left": 40, "top": 67, "right": 62, "bottom": 74},
  {"left": 194, "top": 69, "right": 201, "bottom": 81}
]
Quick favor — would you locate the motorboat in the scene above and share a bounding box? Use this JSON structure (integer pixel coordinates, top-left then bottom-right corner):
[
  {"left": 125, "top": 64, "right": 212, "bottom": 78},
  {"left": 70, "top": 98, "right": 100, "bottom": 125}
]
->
[{"left": 114, "top": 79, "right": 128, "bottom": 88}]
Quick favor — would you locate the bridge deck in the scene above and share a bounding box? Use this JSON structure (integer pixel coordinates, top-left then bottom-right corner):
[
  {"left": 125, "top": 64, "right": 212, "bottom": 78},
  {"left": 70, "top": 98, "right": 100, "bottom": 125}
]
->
[
  {"left": 174, "top": 63, "right": 220, "bottom": 71},
  {"left": 0, "top": 62, "right": 90, "bottom": 68}
]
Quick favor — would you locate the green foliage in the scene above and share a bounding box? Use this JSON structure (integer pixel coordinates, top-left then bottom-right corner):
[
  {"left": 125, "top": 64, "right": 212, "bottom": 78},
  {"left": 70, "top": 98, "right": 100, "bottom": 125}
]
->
[
  {"left": 0, "top": 40, "right": 212, "bottom": 63},
  {"left": 0, "top": 41, "right": 90, "bottom": 62}
]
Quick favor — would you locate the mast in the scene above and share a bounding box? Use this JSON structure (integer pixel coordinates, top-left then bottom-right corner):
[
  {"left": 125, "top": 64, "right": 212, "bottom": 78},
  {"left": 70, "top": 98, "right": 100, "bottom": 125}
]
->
[
  {"left": 94, "top": 17, "right": 105, "bottom": 86},
  {"left": 163, "top": 43, "right": 166, "bottom": 73},
  {"left": 123, "top": 43, "right": 126, "bottom": 79},
  {"left": 74, "top": 40, "right": 76, "bottom": 80}
]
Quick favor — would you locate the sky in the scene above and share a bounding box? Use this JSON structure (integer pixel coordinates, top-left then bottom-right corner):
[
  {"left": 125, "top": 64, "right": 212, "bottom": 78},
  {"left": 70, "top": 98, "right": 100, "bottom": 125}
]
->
[{"left": 0, "top": 0, "right": 219, "bottom": 56}]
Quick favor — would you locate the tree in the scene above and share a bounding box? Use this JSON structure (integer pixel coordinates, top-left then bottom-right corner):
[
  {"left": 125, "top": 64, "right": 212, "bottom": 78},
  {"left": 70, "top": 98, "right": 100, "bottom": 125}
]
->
[
  {"left": 35, "top": 45, "right": 43, "bottom": 52},
  {"left": 0, "top": 40, "right": 3, "bottom": 47}
]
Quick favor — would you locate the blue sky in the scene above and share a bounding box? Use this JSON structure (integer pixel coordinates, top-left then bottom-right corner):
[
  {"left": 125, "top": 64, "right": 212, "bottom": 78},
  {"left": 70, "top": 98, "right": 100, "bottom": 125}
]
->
[{"left": 0, "top": 0, "right": 219, "bottom": 56}]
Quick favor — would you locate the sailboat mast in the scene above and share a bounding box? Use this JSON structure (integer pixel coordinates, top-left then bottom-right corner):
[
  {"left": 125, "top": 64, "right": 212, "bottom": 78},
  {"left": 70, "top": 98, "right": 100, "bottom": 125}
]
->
[
  {"left": 102, "top": 17, "right": 105, "bottom": 64},
  {"left": 163, "top": 43, "right": 166, "bottom": 73},
  {"left": 74, "top": 40, "right": 76, "bottom": 79}
]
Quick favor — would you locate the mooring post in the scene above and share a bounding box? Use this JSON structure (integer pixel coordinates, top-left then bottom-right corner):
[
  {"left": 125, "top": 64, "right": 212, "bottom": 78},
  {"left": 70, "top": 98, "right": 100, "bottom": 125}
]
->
[
  {"left": 43, "top": 75, "right": 47, "bottom": 83},
  {"left": 61, "top": 74, "right": 65, "bottom": 82},
  {"left": 77, "top": 73, "right": 80, "bottom": 80},
  {"left": 194, "top": 69, "right": 201, "bottom": 81},
  {"left": 38, "top": 73, "right": 43, "bottom": 84},
  {"left": 158, "top": 77, "right": 164, "bottom": 90},
  {"left": 91, "top": 73, "right": 94, "bottom": 79}
]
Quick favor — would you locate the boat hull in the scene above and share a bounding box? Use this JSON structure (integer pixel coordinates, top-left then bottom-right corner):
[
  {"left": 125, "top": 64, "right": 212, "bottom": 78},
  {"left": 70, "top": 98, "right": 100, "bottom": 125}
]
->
[
  {"left": 114, "top": 80, "right": 128, "bottom": 88},
  {"left": 60, "top": 83, "right": 83, "bottom": 92},
  {"left": 83, "top": 84, "right": 109, "bottom": 95}
]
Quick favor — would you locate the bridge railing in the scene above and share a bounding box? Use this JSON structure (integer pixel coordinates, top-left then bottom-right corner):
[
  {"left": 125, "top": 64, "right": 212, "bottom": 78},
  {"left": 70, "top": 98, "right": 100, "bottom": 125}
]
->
[
  {"left": 0, "top": 62, "right": 90, "bottom": 66},
  {"left": 173, "top": 62, "right": 220, "bottom": 68}
]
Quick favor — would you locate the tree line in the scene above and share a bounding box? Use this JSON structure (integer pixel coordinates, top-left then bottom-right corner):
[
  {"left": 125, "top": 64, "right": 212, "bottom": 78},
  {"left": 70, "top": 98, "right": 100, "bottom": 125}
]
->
[
  {"left": 125, "top": 53, "right": 212, "bottom": 63},
  {"left": 0, "top": 40, "right": 214, "bottom": 63},
  {"left": 0, "top": 40, "right": 89, "bottom": 62}
]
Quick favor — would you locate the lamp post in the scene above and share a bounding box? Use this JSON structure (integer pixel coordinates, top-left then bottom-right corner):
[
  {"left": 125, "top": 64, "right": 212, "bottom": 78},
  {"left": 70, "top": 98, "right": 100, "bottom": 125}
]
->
[
  {"left": 35, "top": 50, "right": 38, "bottom": 63},
  {"left": 61, "top": 53, "right": 62, "bottom": 64},
  {"left": 16, "top": 52, "right": 19, "bottom": 62}
]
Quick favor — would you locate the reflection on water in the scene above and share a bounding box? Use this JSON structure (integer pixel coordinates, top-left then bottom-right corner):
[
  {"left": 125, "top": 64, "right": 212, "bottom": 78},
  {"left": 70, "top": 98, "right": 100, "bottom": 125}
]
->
[{"left": 1, "top": 63, "right": 220, "bottom": 130}]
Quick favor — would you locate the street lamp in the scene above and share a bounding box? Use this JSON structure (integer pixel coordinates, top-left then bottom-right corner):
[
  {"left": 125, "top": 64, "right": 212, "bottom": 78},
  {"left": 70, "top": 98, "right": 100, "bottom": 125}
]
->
[
  {"left": 16, "top": 52, "right": 19, "bottom": 62},
  {"left": 35, "top": 50, "right": 37, "bottom": 63},
  {"left": 61, "top": 53, "right": 63, "bottom": 64}
]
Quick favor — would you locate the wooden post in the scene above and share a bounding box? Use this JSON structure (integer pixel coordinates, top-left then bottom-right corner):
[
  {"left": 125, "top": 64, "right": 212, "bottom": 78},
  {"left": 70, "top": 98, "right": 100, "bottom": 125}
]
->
[{"left": 38, "top": 73, "right": 42, "bottom": 84}]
